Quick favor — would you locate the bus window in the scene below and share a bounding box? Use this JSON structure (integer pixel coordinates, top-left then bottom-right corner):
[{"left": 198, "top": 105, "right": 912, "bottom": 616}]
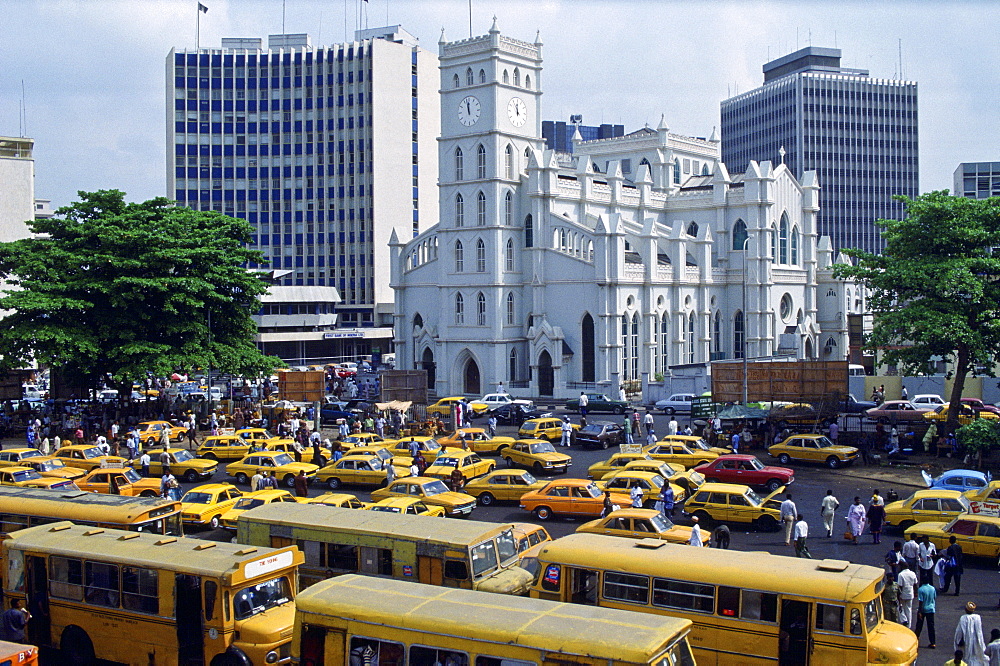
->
[
  {"left": 816, "top": 603, "right": 844, "bottom": 632},
  {"left": 495, "top": 531, "right": 517, "bottom": 564},
  {"left": 233, "top": 577, "right": 291, "bottom": 620},
  {"left": 1, "top": 514, "right": 28, "bottom": 534},
  {"left": 540, "top": 564, "right": 560, "bottom": 592},
  {"left": 84, "top": 561, "right": 120, "bottom": 608},
  {"left": 204, "top": 580, "right": 217, "bottom": 621},
  {"left": 121, "top": 566, "right": 158, "bottom": 614},
  {"left": 652, "top": 579, "right": 714, "bottom": 614},
  {"left": 444, "top": 560, "right": 469, "bottom": 581},
  {"left": 741, "top": 590, "right": 778, "bottom": 622},
  {"left": 410, "top": 646, "right": 469, "bottom": 665},
  {"left": 475, "top": 659, "right": 533, "bottom": 666},
  {"left": 350, "top": 637, "right": 403, "bottom": 665},
  {"left": 49, "top": 556, "right": 83, "bottom": 601},
  {"left": 864, "top": 597, "right": 881, "bottom": 633},
  {"left": 850, "top": 608, "right": 862, "bottom": 635},
  {"left": 716, "top": 586, "right": 739, "bottom": 617},
  {"left": 470, "top": 541, "right": 499, "bottom": 578},
  {"left": 325, "top": 544, "right": 359, "bottom": 572},
  {"left": 570, "top": 568, "right": 598, "bottom": 605}
]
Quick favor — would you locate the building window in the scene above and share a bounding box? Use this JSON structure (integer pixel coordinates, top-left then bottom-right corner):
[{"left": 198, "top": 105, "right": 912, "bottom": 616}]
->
[
  {"left": 770, "top": 225, "right": 778, "bottom": 262},
  {"left": 503, "top": 69, "right": 509, "bottom": 84},
  {"left": 504, "top": 191, "right": 513, "bottom": 225},
  {"left": 505, "top": 239, "right": 515, "bottom": 271},
  {"left": 779, "top": 214, "right": 789, "bottom": 264},
  {"left": 465, "top": 68, "right": 474, "bottom": 86},
  {"left": 477, "top": 292, "right": 487, "bottom": 325},
  {"left": 455, "top": 240, "right": 464, "bottom": 272},
  {"left": 791, "top": 226, "right": 799, "bottom": 264},
  {"left": 524, "top": 214, "right": 533, "bottom": 248},
  {"left": 685, "top": 313, "right": 695, "bottom": 364},
  {"left": 479, "top": 69, "right": 486, "bottom": 83},
  {"left": 477, "top": 144, "right": 487, "bottom": 179},
  {"left": 455, "top": 193, "right": 464, "bottom": 227},
  {"left": 505, "top": 144, "right": 514, "bottom": 179},
  {"left": 476, "top": 239, "right": 486, "bottom": 272},
  {"left": 513, "top": 68, "right": 520, "bottom": 86},
  {"left": 509, "top": 348, "right": 518, "bottom": 381},
  {"left": 455, "top": 147, "right": 464, "bottom": 181},
  {"left": 734, "top": 311, "right": 745, "bottom": 359},
  {"left": 780, "top": 293, "right": 792, "bottom": 321},
  {"left": 732, "top": 219, "right": 748, "bottom": 250},
  {"left": 524, "top": 147, "right": 531, "bottom": 171},
  {"left": 455, "top": 293, "right": 464, "bottom": 324},
  {"left": 660, "top": 313, "right": 669, "bottom": 372},
  {"left": 673, "top": 159, "right": 681, "bottom": 184},
  {"left": 525, "top": 74, "right": 531, "bottom": 89},
  {"left": 506, "top": 292, "right": 515, "bottom": 325},
  {"left": 713, "top": 311, "right": 722, "bottom": 357},
  {"left": 477, "top": 191, "right": 487, "bottom": 226},
  {"left": 453, "top": 73, "right": 460, "bottom": 88}
]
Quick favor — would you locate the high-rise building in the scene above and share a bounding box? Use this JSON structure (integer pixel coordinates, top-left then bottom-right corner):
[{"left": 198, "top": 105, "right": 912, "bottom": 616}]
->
[
  {"left": 166, "top": 26, "right": 439, "bottom": 364},
  {"left": 0, "top": 136, "right": 36, "bottom": 243},
  {"left": 542, "top": 118, "right": 623, "bottom": 153},
  {"left": 954, "top": 162, "right": 1000, "bottom": 199},
  {"left": 721, "top": 46, "right": 918, "bottom": 254}
]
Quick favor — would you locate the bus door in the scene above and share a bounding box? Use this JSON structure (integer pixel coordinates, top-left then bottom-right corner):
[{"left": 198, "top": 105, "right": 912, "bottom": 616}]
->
[
  {"left": 568, "top": 568, "right": 599, "bottom": 605},
  {"left": 779, "top": 598, "right": 811, "bottom": 665},
  {"left": 417, "top": 556, "right": 442, "bottom": 585},
  {"left": 176, "top": 574, "right": 205, "bottom": 665},
  {"left": 25, "top": 556, "right": 50, "bottom": 646}
]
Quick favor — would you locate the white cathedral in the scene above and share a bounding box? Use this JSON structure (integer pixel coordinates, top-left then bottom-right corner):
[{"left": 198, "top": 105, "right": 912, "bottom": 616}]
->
[{"left": 389, "top": 22, "right": 860, "bottom": 399}]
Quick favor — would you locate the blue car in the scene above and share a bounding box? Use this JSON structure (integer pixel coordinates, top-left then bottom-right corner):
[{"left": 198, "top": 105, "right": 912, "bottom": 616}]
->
[{"left": 922, "top": 468, "right": 991, "bottom": 492}]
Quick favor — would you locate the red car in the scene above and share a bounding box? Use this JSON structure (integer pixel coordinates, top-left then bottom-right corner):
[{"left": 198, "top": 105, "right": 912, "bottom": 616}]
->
[
  {"left": 961, "top": 398, "right": 1000, "bottom": 416},
  {"left": 694, "top": 455, "right": 794, "bottom": 492}
]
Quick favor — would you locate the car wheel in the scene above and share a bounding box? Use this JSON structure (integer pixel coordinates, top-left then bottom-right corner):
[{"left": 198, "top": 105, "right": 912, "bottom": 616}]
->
[
  {"left": 778, "top": 453, "right": 791, "bottom": 465},
  {"left": 505, "top": 457, "right": 515, "bottom": 468},
  {"left": 486, "top": 463, "right": 495, "bottom": 474},
  {"left": 601, "top": 439, "right": 609, "bottom": 450},
  {"left": 203, "top": 453, "right": 218, "bottom": 461},
  {"left": 693, "top": 510, "right": 713, "bottom": 526},
  {"left": 284, "top": 475, "right": 296, "bottom": 488},
  {"left": 766, "top": 479, "right": 782, "bottom": 492},
  {"left": 756, "top": 515, "right": 778, "bottom": 531},
  {"left": 327, "top": 477, "right": 341, "bottom": 490},
  {"left": 533, "top": 462, "right": 544, "bottom": 475},
  {"left": 613, "top": 406, "right": 624, "bottom": 415},
  {"left": 664, "top": 407, "right": 676, "bottom": 415},
  {"left": 184, "top": 469, "right": 199, "bottom": 483},
  {"left": 209, "top": 515, "right": 221, "bottom": 529},
  {"left": 826, "top": 456, "right": 840, "bottom": 469},
  {"left": 534, "top": 506, "right": 553, "bottom": 521},
  {"left": 478, "top": 492, "right": 495, "bottom": 506},
  {"left": 235, "top": 472, "right": 249, "bottom": 485},
  {"left": 139, "top": 490, "right": 158, "bottom": 498},
  {"left": 496, "top": 444, "right": 508, "bottom": 455}
]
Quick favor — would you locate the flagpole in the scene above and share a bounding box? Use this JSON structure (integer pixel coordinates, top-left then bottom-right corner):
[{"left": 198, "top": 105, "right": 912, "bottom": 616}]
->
[{"left": 196, "top": 1, "right": 201, "bottom": 50}]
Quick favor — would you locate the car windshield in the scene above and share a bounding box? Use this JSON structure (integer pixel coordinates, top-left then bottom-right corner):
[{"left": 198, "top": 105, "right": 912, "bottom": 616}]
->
[
  {"left": 36, "top": 460, "right": 63, "bottom": 472},
  {"left": 520, "top": 472, "right": 538, "bottom": 484},
  {"left": 958, "top": 496, "right": 972, "bottom": 512},
  {"left": 424, "top": 440, "right": 442, "bottom": 452},
  {"left": 173, "top": 450, "right": 194, "bottom": 462},
  {"left": 371, "top": 505, "right": 402, "bottom": 513},
  {"left": 122, "top": 468, "right": 142, "bottom": 482},
  {"left": 650, "top": 513, "right": 674, "bottom": 531},
  {"left": 368, "top": 458, "right": 385, "bottom": 471},
  {"left": 435, "top": 457, "right": 461, "bottom": 467},
  {"left": 13, "top": 470, "right": 41, "bottom": 482},
  {"left": 371, "top": 449, "right": 391, "bottom": 461},
  {"left": 272, "top": 453, "right": 293, "bottom": 466},
  {"left": 496, "top": 530, "right": 518, "bottom": 564},
  {"left": 422, "top": 480, "right": 451, "bottom": 496},
  {"left": 233, "top": 576, "right": 292, "bottom": 620},
  {"left": 20, "top": 450, "right": 41, "bottom": 459},
  {"left": 233, "top": 498, "right": 265, "bottom": 510},
  {"left": 181, "top": 492, "right": 214, "bottom": 504},
  {"left": 647, "top": 476, "right": 664, "bottom": 488},
  {"left": 584, "top": 483, "right": 602, "bottom": 498},
  {"left": 744, "top": 490, "right": 763, "bottom": 507},
  {"left": 470, "top": 540, "right": 499, "bottom": 577},
  {"left": 813, "top": 437, "right": 835, "bottom": 449},
  {"left": 690, "top": 439, "right": 712, "bottom": 451},
  {"left": 82, "top": 447, "right": 104, "bottom": 459},
  {"left": 688, "top": 471, "right": 705, "bottom": 485},
  {"left": 529, "top": 442, "right": 556, "bottom": 454}
]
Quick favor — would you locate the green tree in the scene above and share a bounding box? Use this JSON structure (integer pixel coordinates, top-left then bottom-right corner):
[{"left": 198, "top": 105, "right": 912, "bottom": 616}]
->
[
  {"left": 834, "top": 191, "right": 1000, "bottom": 433},
  {"left": 0, "top": 190, "right": 280, "bottom": 394},
  {"left": 956, "top": 419, "right": 1000, "bottom": 469}
]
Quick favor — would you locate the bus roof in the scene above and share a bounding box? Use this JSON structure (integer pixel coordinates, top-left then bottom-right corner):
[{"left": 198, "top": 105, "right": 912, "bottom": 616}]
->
[
  {"left": 0, "top": 486, "right": 179, "bottom": 524},
  {"left": 297, "top": 574, "right": 691, "bottom": 661},
  {"left": 6, "top": 522, "right": 302, "bottom": 581},
  {"left": 238, "top": 502, "right": 511, "bottom": 546},
  {"left": 537, "top": 533, "right": 883, "bottom": 602}
]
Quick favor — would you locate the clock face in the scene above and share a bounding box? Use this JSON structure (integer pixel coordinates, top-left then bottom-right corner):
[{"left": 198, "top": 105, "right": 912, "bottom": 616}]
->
[
  {"left": 458, "top": 96, "right": 481, "bottom": 127},
  {"left": 507, "top": 97, "right": 527, "bottom": 128}
]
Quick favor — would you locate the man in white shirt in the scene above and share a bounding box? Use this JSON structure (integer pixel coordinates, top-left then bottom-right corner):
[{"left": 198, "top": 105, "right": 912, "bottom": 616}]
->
[
  {"left": 901, "top": 537, "right": 920, "bottom": 569},
  {"left": 792, "top": 514, "right": 811, "bottom": 558},
  {"left": 578, "top": 392, "right": 589, "bottom": 417},
  {"left": 560, "top": 419, "right": 573, "bottom": 448},
  {"left": 643, "top": 410, "right": 654, "bottom": 437},
  {"left": 630, "top": 483, "right": 643, "bottom": 509},
  {"left": 667, "top": 417, "right": 679, "bottom": 436},
  {"left": 688, "top": 517, "right": 704, "bottom": 546},
  {"left": 917, "top": 535, "right": 937, "bottom": 585},
  {"left": 780, "top": 493, "right": 797, "bottom": 546},
  {"left": 896, "top": 563, "right": 918, "bottom": 628}
]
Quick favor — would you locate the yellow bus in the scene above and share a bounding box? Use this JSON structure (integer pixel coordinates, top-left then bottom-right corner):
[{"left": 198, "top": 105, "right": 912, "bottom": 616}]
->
[
  {"left": 529, "top": 534, "right": 918, "bottom": 665},
  {"left": 0, "top": 486, "right": 182, "bottom": 537},
  {"left": 292, "top": 573, "right": 696, "bottom": 665},
  {"left": 3, "top": 521, "right": 303, "bottom": 666},
  {"left": 237, "top": 502, "right": 533, "bottom": 595}
]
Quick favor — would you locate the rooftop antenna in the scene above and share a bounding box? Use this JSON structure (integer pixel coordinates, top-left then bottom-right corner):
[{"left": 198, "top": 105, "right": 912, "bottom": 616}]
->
[
  {"left": 196, "top": 2, "right": 208, "bottom": 50},
  {"left": 468, "top": 0, "right": 473, "bottom": 37},
  {"left": 343, "top": 0, "right": 347, "bottom": 41},
  {"left": 282, "top": 0, "right": 286, "bottom": 34},
  {"left": 318, "top": 10, "right": 322, "bottom": 45},
  {"left": 898, "top": 38, "right": 903, "bottom": 79},
  {"left": 20, "top": 80, "right": 26, "bottom": 138}
]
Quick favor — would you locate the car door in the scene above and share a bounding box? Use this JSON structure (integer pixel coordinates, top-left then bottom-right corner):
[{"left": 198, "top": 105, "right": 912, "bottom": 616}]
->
[
  {"left": 911, "top": 498, "right": 938, "bottom": 522},
  {"left": 490, "top": 474, "right": 514, "bottom": 501},
  {"left": 707, "top": 492, "right": 731, "bottom": 522},
  {"left": 88, "top": 472, "right": 111, "bottom": 494},
  {"left": 545, "top": 485, "right": 571, "bottom": 513},
  {"left": 974, "top": 522, "right": 1000, "bottom": 557},
  {"left": 945, "top": 519, "right": 978, "bottom": 553}
]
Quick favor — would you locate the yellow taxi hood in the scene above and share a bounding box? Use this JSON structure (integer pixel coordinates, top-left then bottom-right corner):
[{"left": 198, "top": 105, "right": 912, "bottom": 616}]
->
[
  {"left": 429, "top": 491, "right": 476, "bottom": 505},
  {"left": 234, "top": 601, "right": 295, "bottom": 646},
  {"left": 763, "top": 486, "right": 787, "bottom": 502},
  {"left": 867, "top": 617, "right": 918, "bottom": 664},
  {"left": 830, "top": 445, "right": 859, "bottom": 454},
  {"left": 883, "top": 500, "right": 905, "bottom": 514},
  {"left": 535, "top": 451, "right": 571, "bottom": 462},
  {"left": 474, "top": 566, "right": 534, "bottom": 596}
]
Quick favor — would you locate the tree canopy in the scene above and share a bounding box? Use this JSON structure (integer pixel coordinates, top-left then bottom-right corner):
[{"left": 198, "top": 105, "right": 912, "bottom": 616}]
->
[
  {"left": 0, "top": 190, "right": 280, "bottom": 389},
  {"left": 834, "top": 191, "right": 1000, "bottom": 431}
]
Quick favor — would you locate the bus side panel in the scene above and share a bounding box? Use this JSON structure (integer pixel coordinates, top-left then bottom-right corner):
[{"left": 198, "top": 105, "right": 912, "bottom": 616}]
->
[
  {"left": 418, "top": 556, "right": 442, "bottom": 585},
  {"left": 323, "top": 628, "right": 345, "bottom": 664}
]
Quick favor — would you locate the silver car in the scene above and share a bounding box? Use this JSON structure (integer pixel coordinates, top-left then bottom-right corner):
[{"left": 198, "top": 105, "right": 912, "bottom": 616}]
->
[{"left": 654, "top": 393, "right": 695, "bottom": 415}]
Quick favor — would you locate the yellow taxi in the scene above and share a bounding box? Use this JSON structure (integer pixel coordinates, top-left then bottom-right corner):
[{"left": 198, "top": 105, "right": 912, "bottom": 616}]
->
[
  {"left": 767, "top": 433, "right": 859, "bottom": 469},
  {"left": 437, "top": 428, "right": 516, "bottom": 455},
  {"left": 338, "top": 433, "right": 395, "bottom": 448},
  {"left": 905, "top": 514, "right": 1000, "bottom": 558},
  {"left": 924, "top": 404, "right": 1000, "bottom": 425},
  {"left": 587, "top": 452, "right": 662, "bottom": 480},
  {"left": 314, "top": 454, "right": 409, "bottom": 491},
  {"left": 682, "top": 482, "right": 785, "bottom": 531},
  {"left": 368, "top": 497, "right": 446, "bottom": 517},
  {"left": 130, "top": 448, "right": 218, "bottom": 483},
  {"left": 19, "top": 456, "right": 86, "bottom": 481},
  {"left": 179, "top": 482, "right": 244, "bottom": 529},
  {"left": 342, "top": 445, "right": 412, "bottom": 468},
  {"left": 226, "top": 451, "right": 319, "bottom": 488},
  {"left": 883, "top": 489, "right": 971, "bottom": 530},
  {"left": 300, "top": 492, "right": 369, "bottom": 509},
  {"left": 965, "top": 481, "right": 1000, "bottom": 504},
  {"left": 0, "top": 466, "right": 77, "bottom": 490},
  {"left": 235, "top": 428, "right": 290, "bottom": 445},
  {"left": 369, "top": 477, "right": 478, "bottom": 517},
  {"left": 662, "top": 467, "right": 707, "bottom": 496},
  {"left": 52, "top": 445, "right": 128, "bottom": 472},
  {"left": 512, "top": 523, "right": 552, "bottom": 577},
  {"left": 501, "top": 439, "right": 572, "bottom": 475},
  {"left": 577, "top": 508, "right": 709, "bottom": 545},
  {"left": 196, "top": 434, "right": 252, "bottom": 461},
  {"left": 219, "top": 489, "right": 301, "bottom": 530},
  {"left": 643, "top": 441, "right": 720, "bottom": 469},
  {"left": 263, "top": 440, "right": 324, "bottom": 465},
  {"left": 462, "top": 469, "right": 547, "bottom": 506},
  {"left": 620, "top": 458, "right": 684, "bottom": 481},
  {"left": 0, "top": 448, "right": 46, "bottom": 468},
  {"left": 424, "top": 450, "right": 496, "bottom": 482},
  {"left": 663, "top": 434, "right": 731, "bottom": 456},
  {"left": 76, "top": 467, "right": 162, "bottom": 497},
  {"left": 383, "top": 436, "right": 443, "bottom": 462},
  {"left": 136, "top": 420, "right": 187, "bottom": 447},
  {"left": 595, "top": 470, "right": 686, "bottom": 507},
  {"left": 426, "top": 396, "right": 488, "bottom": 417},
  {"left": 517, "top": 417, "right": 579, "bottom": 442}
]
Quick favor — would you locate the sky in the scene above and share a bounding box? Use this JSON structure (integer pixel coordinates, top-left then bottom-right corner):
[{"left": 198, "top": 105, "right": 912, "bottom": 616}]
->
[{"left": 1, "top": 0, "right": 997, "bottom": 210}]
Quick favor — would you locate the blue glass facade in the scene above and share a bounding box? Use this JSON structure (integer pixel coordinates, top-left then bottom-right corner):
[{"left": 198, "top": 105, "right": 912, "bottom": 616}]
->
[{"left": 541, "top": 120, "right": 624, "bottom": 153}]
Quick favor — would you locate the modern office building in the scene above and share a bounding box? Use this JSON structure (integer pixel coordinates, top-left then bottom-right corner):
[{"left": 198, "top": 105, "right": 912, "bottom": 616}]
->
[
  {"left": 721, "top": 47, "right": 918, "bottom": 255},
  {"left": 542, "top": 118, "right": 623, "bottom": 153},
  {"left": 954, "top": 162, "right": 1000, "bottom": 199},
  {"left": 0, "top": 136, "right": 36, "bottom": 243},
  {"left": 166, "top": 26, "right": 439, "bottom": 364}
]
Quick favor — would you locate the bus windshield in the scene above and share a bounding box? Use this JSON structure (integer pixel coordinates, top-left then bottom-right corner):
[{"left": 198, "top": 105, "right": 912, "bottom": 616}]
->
[
  {"left": 233, "top": 576, "right": 292, "bottom": 620},
  {"left": 864, "top": 597, "right": 882, "bottom": 633},
  {"left": 496, "top": 530, "right": 517, "bottom": 564},
  {"left": 470, "top": 541, "right": 499, "bottom": 578}
]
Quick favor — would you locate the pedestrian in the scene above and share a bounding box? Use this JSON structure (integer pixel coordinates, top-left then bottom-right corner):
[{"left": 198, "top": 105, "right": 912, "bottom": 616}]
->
[
  {"left": 312, "top": 440, "right": 325, "bottom": 469},
  {"left": 139, "top": 451, "right": 151, "bottom": 478},
  {"left": 487, "top": 414, "right": 497, "bottom": 438},
  {"left": 897, "top": 563, "right": 918, "bottom": 628},
  {"left": 793, "top": 514, "right": 811, "bottom": 558},
  {"left": 915, "top": 578, "right": 937, "bottom": 649},
  {"left": 918, "top": 535, "right": 938, "bottom": 586},
  {"left": 828, "top": 420, "right": 839, "bottom": 444},
  {"left": 448, "top": 465, "right": 464, "bottom": 493},
  {"left": 159, "top": 425, "right": 171, "bottom": 450},
  {"left": 619, "top": 386, "right": 627, "bottom": 403},
  {"left": 263, "top": 471, "right": 278, "bottom": 490},
  {"left": 186, "top": 424, "right": 198, "bottom": 449},
  {"left": 730, "top": 430, "right": 740, "bottom": 453},
  {"left": 561, "top": 418, "right": 573, "bottom": 448},
  {"left": 659, "top": 482, "right": 675, "bottom": 518},
  {"left": 955, "top": 602, "right": 987, "bottom": 666},
  {"left": 886, "top": 541, "right": 905, "bottom": 577},
  {"left": 251, "top": 469, "right": 264, "bottom": 492},
  {"left": 946, "top": 649, "right": 967, "bottom": 666},
  {"left": 407, "top": 438, "right": 420, "bottom": 459},
  {"left": 601, "top": 490, "right": 614, "bottom": 517},
  {"left": 630, "top": 482, "right": 643, "bottom": 509},
  {"left": 780, "top": 493, "right": 797, "bottom": 546},
  {"left": 622, "top": 415, "right": 633, "bottom": 446},
  {"left": 688, "top": 516, "right": 704, "bottom": 546},
  {"left": 712, "top": 523, "right": 730, "bottom": 549},
  {"left": 902, "top": 535, "right": 920, "bottom": 570},
  {"left": 820, "top": 489, "right": 840, "bottom": 537},
  {"left": 0, "top": 598, "right": 30, "bottom": 644},
  {"left": 631, "top": 410, "right": 641, "bottom": 436},
  {"left": 579, "top": 392, "right": 589, "bottom": 417},
  {"left": 646, "top": 427, "right": 656, "bottom": 447},
  {"left": 868, "top": 490, "right": 886, "bottom": 544},
  {"left": 375, "top": 415, "right": 385, "bottom": 438},
  {"left": 847, "top": 496, "right": 866, "bottom": 545},
  {"left": 667, "top": 416, "right": 678, "bottom": 436},
  {"left": 984, "top": 628, "right": 1000, "bottom": 666},
  {"left": 159, "top": 448, "right": 172, "bottom": 474},
  {"left": 409, "top": 460, "right": 419, "bottom": 478},
  {"left": 414, "top": 451, "right": 427, "bottom": 476},
  {"left": 643, "top": 410, "right": 654, "bottom": 437},
  {"left": 386, "top": 458, "right": 397, "bottom": 485},
  {"left": 941, "top": 535, "right": 964, "bottom": 596},
  {"left": 160, "top": 472, "right": 180, "bottom": 501},
  {"left": 293, "top": 470, "right": 309, "bottom": 498}
]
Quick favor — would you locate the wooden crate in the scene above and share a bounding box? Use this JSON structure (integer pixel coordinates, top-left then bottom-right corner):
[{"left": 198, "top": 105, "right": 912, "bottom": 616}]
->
[{"left": 277, "top": 370, "right": 325, "bottom": 402}]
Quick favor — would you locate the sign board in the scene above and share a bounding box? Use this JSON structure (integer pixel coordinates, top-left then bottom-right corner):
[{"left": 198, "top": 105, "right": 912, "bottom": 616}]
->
[
  {"left": 969, "top": 500, "right": 1000, "bottom": 517},
  {"left": 711, "top": 360, "right": 849, "bottom": 405},
  {"left": 243, "top": 549, "right": 295, "bottom": 580},
  {"left": 620, "top": 442, "right": 642, "bottom": 454},
  {"left": 323, "top": 331, "right": 364, "bottom": 339}
]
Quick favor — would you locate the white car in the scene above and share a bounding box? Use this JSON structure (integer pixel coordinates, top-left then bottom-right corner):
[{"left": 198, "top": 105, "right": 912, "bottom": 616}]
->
[
  {"left": 911, "top": 394, "right": 945, "bottom": 408},
  {"left": 654, "top": 393, "right": 696, "bottom": 415},
  {"left": 476, "top": 393, "right": 534, "bottom": 410}
]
